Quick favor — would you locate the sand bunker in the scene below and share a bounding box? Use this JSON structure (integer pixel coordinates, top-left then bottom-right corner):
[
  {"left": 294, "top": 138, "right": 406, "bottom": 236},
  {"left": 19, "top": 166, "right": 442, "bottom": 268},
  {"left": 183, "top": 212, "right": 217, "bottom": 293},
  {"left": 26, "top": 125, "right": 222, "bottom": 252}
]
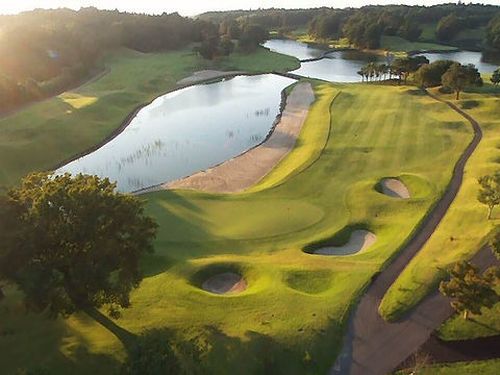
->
[
  {"left": 313, "top": 230, "right": 377, "bottom": 256},
  {"left": 380, "top": 178, "right": 410, "bottom": 199},
  {"left": 202, "top": 272, "right": 247, "bottom": 295},
  {"left": 164, "top": 82, "right": 315, "bottom": 193},
  {"left": 177, "top": 70, "right": 245, "bottom": 86}
]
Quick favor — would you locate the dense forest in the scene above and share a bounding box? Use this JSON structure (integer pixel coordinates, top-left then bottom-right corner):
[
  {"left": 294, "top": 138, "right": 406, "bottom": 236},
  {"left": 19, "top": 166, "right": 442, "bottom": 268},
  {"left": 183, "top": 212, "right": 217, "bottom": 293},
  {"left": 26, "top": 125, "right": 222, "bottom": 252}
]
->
[{"left": 200, "top": 4, "right": 500, "bottom": 51}]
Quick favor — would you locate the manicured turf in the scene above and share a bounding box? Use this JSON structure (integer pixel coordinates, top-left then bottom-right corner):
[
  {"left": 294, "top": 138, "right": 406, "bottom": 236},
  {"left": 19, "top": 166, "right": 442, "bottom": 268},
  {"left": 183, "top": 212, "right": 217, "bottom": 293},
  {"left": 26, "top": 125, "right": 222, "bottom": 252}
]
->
[
  {"left": 0, "top": 47, "right": 299, "bottom": 189},
  {"left": 379, "top": 83, "right": 500, "bottom": 322},
  {"left": 0, "top": 79, "right": 474, "bottom": 373},
  {"left": 380, "top": 36, "right": 457, "bottom": 53}
]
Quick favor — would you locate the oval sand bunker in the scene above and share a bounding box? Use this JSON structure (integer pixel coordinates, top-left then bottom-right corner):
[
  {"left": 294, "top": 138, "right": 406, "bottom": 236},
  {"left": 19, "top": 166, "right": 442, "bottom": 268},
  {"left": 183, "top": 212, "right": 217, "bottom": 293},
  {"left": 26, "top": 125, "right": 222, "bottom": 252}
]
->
[
  {"left": 313, "top": 230, "right": 377, "bottom": 256},
  {"left": 202, "top": 272, "right": 247, "bottom": 295},
  {"left": 380, "top": 178, "right": 410, "bottom": 199}
]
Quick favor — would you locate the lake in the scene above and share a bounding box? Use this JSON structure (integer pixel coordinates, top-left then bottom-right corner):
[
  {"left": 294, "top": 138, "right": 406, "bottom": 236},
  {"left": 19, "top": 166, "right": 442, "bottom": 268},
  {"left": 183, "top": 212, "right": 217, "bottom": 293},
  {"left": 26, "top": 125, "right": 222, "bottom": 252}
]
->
[
  {"left": 417, "top": 50, "right": 498, "bottom": 73},
  {"left": 265, "top": 39, "right": 498, "bottom": 82},
  {"left": 58, "top": 74, "right": 295, "bottom": 192},
  {"left": 264, "top": 39, "right": 383, "bottom": 82}
]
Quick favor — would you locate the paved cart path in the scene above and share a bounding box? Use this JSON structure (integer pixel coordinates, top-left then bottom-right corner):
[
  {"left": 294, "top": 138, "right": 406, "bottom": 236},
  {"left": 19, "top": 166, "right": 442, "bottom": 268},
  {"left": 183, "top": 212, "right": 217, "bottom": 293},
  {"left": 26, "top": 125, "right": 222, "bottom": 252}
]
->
[{"left": 330, "top": 93, "right": 496, "bottom": 375}]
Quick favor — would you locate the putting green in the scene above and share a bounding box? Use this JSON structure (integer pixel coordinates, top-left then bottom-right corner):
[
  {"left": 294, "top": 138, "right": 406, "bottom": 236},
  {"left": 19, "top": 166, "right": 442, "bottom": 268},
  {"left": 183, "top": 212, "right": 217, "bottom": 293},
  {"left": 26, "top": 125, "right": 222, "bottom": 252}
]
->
[{"left": 0, "top": 80, "right": 475, "bottom": 373}]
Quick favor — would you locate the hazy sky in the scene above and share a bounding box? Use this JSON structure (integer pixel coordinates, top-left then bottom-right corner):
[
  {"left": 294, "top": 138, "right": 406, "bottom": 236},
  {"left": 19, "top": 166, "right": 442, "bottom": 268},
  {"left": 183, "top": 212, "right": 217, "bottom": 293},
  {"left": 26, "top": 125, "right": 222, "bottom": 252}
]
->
[{"left": 1, "top": 1, "right": 500, "bottom": 16}]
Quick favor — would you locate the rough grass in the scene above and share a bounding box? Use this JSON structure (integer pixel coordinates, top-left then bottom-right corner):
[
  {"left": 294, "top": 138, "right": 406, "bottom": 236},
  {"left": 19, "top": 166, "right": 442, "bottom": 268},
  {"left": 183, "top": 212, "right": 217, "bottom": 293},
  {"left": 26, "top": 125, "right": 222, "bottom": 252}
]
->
[
  {"left": 379, "top": 83, "right": 500, "bottom": 322},
  {"left": 438, "top": 285, "right": 500, "bottom": 341},
  {"left": 0, "top": 46, "right": 299, "bottom": 189},
  {"left": 0, "top": 81, "right": 473, "bottom": 373},
  {"left": 400, "top": 359, "right": 500, "bottom": 375}
]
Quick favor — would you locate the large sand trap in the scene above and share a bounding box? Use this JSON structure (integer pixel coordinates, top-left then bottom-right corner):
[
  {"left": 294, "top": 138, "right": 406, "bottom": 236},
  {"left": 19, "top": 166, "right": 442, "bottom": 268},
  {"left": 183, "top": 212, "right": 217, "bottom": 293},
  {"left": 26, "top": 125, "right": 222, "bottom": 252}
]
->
[
  {"left": 163, "top": 82, "right": 315, "bottom": 193},
  {"left": 313, "top": 230, "right": 377, "bottom": 256},
  {"left": 202, "top": 272, "right": 247, "bottom": 295},
  {"left": 381, "top": 178, "right": 410, "bottom": 199},
  {"left": 177, "top": 70, "right": 245, "bottom": 86}
]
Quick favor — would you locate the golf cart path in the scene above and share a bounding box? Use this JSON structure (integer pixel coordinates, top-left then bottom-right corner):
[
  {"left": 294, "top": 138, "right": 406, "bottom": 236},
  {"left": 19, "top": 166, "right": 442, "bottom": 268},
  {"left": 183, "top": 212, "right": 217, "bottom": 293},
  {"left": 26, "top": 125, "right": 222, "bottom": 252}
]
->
[
  {"left": 150, "top": 82, "right": 314, "bottom": 194},
  {"left": 330, "top": 92, "right": 495, "bottom": 375}
]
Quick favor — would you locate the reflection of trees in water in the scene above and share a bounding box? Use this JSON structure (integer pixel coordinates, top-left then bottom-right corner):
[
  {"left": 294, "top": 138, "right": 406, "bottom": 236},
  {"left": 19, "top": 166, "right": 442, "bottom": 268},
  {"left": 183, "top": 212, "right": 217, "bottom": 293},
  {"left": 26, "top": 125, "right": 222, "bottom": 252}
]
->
[
  {"left": 255, "top": 107, "right": 270, "bottom": 117},
  {"left": 117, "top": 139, "right": 167, "bottom": 169},
  {"left": 249, "top": 134, "right": 263, "bottom": 143}
]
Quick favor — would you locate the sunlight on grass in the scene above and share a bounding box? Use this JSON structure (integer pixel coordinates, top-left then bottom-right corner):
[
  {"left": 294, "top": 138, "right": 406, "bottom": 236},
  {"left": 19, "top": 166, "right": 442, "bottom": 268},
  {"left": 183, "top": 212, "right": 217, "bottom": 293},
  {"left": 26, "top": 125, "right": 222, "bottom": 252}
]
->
[{"left": 59, "top": 93, "right": 98, "bottom": 109}]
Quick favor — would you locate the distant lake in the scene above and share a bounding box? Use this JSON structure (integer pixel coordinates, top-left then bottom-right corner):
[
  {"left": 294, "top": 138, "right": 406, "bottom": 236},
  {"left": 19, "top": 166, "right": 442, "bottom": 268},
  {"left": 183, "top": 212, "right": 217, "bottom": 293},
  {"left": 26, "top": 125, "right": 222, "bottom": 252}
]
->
[
  {"left": 264, "top": 39, "right": 383, "bottom": 82},
  {"left": 416, "top": 50, "right": 498, "bottom": 73},
  {"left": 264, "top": 39, "right": 325, "bottom": 60},
  {"left": 58, "top": 74, "right": 295, "bottom": 192},
  {"left": 265, "top": 39, "right": 499, "bottom": 82}
]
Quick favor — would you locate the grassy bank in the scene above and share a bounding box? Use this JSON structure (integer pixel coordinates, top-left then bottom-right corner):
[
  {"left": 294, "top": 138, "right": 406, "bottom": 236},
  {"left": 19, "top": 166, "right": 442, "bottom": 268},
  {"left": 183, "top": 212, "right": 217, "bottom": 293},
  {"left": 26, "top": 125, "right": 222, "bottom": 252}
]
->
[
  {"left": 0, "top": 80, "right": 473, "bottom": 373},
  {"left": 379, "top": 83, "right": 500, "bottom": 322},
  {"left": 0, "top": 46, "right": 299, "bottom": 189},
  {"left": 396, "top": 359, "right": 500, "bottom": 375}
]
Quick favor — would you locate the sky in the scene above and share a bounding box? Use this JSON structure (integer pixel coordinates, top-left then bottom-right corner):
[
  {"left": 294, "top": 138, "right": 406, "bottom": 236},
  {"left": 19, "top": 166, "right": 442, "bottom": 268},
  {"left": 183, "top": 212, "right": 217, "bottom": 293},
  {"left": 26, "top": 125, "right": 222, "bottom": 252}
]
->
[{"left": 1, "top": 1, "right": 499, "bottom": 16}]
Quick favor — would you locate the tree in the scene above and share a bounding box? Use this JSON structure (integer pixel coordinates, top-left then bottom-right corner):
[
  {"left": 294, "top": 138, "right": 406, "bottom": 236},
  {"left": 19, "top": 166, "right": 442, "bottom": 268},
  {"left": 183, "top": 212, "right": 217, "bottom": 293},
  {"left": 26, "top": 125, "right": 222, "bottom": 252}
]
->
[
  {"left": 439, "top": 261, "right": 498, "bottom": 320},
  {"left": 436, "top": 13, "right": 463, "bottom": 41},
  {"left": 238, "top": 24, "right": 268, "bottom": 53},
  {"left": 414, "top": 60, "right": 454, "bottom": 88},
  {"left": 0, "top": 172, "right": 158, "bottom": 319},
  {"left": 391, "top": 56, "right": 429, "bottom": 84},
  {"left": 478, "top": 172, "right": 500, "bottom": 220},
  {"left": 442, "top": 63, "right": 483, "bottom": 100},
  {"left": 491, "top": 68, "right": 500, "bottom": 86},
  {"left": 219, "top": 35, "right": 235, "bottom": 56},
  {"left": 486, "top": 14, "right": 500, "bottom": 51}
]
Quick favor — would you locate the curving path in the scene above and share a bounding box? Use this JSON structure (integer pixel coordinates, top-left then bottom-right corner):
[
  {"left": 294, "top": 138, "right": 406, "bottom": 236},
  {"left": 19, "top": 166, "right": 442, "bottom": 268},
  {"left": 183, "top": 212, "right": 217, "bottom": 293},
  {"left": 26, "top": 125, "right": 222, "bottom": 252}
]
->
[{"left": 330, "top": 92, "right": 490, "bottom": 375}]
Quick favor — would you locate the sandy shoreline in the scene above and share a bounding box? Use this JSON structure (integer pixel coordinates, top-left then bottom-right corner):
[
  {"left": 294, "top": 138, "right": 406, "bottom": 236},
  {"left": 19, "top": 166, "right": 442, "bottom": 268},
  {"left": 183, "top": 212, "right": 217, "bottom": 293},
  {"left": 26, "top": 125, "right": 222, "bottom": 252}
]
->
[{"left": 140, "top": 82, "right": 314, "bottom": 194}]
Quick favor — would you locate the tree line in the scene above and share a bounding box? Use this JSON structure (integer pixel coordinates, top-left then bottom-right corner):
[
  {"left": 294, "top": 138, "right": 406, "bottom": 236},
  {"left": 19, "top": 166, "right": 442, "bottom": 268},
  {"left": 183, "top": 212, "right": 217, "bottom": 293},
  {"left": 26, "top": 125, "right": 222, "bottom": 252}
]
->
[
  {"left": 307, "top": 4, "right": 500, "bottom": 50},
  {"left": 357, "top": 55, "right": 492, "bottom": 100}
]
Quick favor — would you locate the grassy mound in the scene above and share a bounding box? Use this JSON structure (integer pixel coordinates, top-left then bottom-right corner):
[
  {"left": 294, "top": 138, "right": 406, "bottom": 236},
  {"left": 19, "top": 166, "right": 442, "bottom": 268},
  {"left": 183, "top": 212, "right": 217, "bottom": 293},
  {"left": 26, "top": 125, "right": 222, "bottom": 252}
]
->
[{"left": 284, "top": 269, "right": 334, "bottom": 294}]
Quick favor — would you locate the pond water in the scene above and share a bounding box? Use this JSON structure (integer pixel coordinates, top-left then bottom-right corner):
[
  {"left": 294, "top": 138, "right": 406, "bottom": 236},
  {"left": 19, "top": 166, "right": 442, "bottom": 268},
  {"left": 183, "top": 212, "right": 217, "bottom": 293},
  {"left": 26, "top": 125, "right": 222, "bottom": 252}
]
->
[
  {"left": 294, "top": 51, "right": 382, "bottom": 82},
  {"left": 263, "top": 39, "right": 324, "bottom": 60},
  {"left": 58, "top": 74, "right": 295, "bottom": 192},
  {"left": 417, "top": 50, "right": 498, "bottom": 73},
  {"left": 265, "top": 39, "right": 498, "bottom": 82},
  {"left": 264, "top": 39, "right": 383, "bottom": 82}
]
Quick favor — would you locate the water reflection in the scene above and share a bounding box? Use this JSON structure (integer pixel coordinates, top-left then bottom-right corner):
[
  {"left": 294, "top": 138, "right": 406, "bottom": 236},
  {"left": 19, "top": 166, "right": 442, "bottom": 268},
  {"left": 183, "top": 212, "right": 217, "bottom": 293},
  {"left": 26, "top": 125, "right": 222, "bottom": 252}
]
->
[
  {"left": 416, "top": 50, "right": 498, "bottom": 73},
  {"left": 58, "top": 74, "right": 295, "bottom": 192}
]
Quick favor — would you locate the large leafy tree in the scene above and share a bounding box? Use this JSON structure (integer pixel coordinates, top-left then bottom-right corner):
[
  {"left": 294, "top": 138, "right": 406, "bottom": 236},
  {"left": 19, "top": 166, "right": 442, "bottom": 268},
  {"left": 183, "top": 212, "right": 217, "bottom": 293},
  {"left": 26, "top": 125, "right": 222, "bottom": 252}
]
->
[
  {"left": 439, "top": 261, "right": 499, "bottom": 320},
  {"left": 477, "top": 172, "right": 500, "bottom": 220},
  {"left": 442, "top": 63, "right": 483, "bottom": 100},
  {"left": 491, "top": 68, "right": 500, "bottom": 86},
  {"left": 414, "top": 60, "right": 454, "bottom": 88},
  {"left": 0, "top": 172, "right": 157, "bottom": 318}
]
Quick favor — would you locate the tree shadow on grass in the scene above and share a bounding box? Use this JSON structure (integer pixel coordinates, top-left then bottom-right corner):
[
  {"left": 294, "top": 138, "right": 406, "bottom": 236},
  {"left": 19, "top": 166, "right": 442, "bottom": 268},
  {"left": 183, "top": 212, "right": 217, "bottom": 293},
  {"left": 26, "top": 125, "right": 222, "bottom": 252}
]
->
[
  {"left": 162, "top": 320, "right": 346, "bottom": 375},
  {"left": 0, "top": 293, "right": 122, "bottom": 374},
  {"left": 469, "top": 317, "right": 500, "bottom": 335}
]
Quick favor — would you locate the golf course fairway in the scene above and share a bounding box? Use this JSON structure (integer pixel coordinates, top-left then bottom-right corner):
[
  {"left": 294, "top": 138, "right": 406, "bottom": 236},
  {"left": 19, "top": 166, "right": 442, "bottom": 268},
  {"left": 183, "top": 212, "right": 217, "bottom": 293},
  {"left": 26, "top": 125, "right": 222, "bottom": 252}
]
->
[{"left": 0, "top": 81, "right": 476, "bottom": 373}]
